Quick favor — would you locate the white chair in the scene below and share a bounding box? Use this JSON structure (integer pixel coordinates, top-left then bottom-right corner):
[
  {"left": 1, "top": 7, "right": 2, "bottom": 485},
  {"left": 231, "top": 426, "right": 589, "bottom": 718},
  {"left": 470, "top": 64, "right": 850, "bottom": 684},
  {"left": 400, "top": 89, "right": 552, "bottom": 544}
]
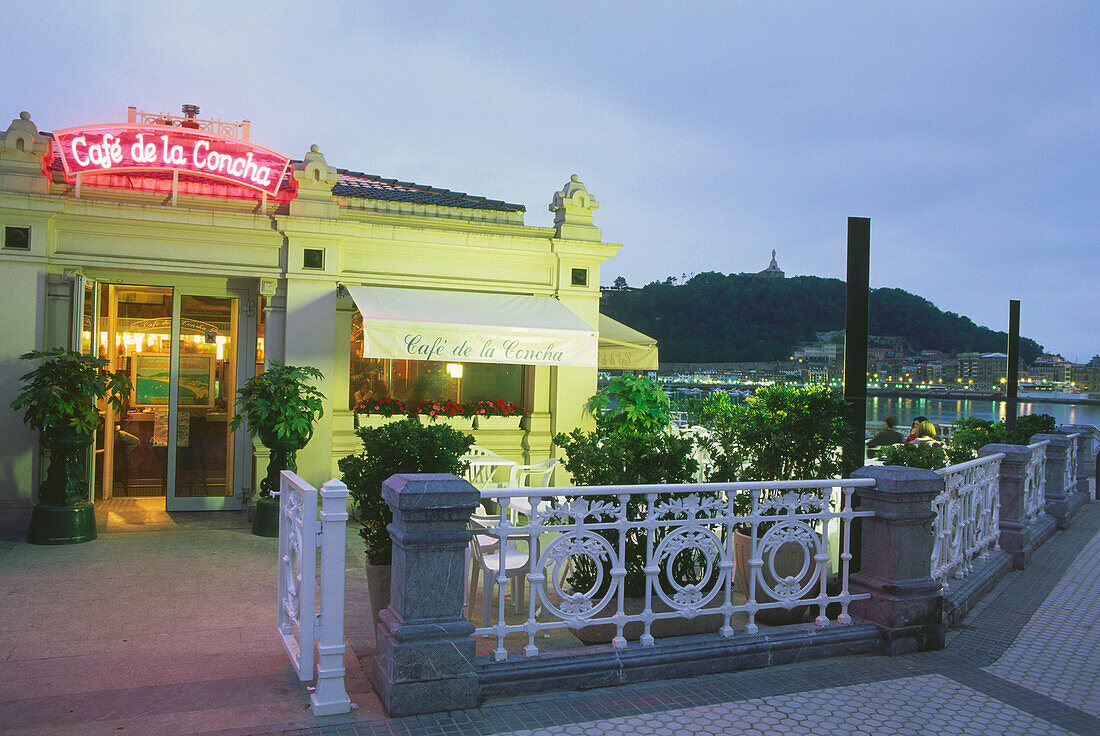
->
[
  {"left": 463, "top": 445, "right": 514, "bottom": 489},
  {"left": 468, "top": 509, "right": 530, "bottom": 626},
  {"left": 506, "top": 457, "right": 557, "bottom": 493}
]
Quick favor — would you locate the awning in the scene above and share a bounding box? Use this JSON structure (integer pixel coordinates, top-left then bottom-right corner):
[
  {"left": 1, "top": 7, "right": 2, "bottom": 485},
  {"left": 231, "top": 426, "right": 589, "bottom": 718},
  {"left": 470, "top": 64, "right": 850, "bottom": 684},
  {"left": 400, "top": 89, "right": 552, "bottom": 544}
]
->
[
  {"left": 344, "top": 285, "right": 597, "bottom": 367},
  {"left": 598, "top": 314, "right": 659, "bottom": 370}
]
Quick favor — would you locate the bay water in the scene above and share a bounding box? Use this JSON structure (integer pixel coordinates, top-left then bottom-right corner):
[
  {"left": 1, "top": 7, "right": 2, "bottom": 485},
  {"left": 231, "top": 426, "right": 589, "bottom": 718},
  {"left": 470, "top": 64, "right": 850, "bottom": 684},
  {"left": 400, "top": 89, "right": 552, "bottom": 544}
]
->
[{"left": 866, "top": 395, "right": 1100, "bottom": 430}]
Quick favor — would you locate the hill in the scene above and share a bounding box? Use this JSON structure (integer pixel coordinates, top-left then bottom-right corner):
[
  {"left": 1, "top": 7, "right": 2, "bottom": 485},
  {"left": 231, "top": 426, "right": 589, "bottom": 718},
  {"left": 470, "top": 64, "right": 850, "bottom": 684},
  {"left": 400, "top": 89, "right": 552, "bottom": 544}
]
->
[{"left": 600, "top": 272, "right": 1043, "bottom": 365}]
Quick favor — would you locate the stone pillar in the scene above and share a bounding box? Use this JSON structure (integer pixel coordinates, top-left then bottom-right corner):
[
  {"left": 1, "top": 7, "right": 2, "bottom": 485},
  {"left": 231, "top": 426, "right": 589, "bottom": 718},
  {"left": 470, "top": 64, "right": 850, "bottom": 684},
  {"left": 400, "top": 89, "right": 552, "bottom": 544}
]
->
[
  {"left": 1034, "top": 433, "right": 1074, "bottom": 529},
  {"left": 850, "top": 466, "right": 944, "bottom": 655},
  {"left": 979, "top": 444, "right": 1034, "bottom": 569},
  {"left": 371, "top": 474, "right": 480, "bottom": 717}
]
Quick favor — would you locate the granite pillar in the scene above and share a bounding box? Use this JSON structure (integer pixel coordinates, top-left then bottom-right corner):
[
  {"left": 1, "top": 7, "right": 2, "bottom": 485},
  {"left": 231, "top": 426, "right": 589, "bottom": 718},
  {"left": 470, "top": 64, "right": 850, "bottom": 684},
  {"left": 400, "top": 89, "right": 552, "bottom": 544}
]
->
[
  {"left": 370, "top": 473, "right": 480, "bottom": 717},
  {"left": 850, "top": 466, "right": 944, "bottom": 655},
  {"left": 1033, "top": 433, "right": 1074, "bottom": 529}
]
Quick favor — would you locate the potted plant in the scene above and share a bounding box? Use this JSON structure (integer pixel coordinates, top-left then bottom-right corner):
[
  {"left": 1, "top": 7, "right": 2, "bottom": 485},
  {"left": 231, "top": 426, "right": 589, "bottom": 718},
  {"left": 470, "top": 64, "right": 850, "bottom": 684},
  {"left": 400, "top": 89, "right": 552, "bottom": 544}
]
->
[
  {"left": 470, "top": 399, "right": 525, "bottom": 430},
  {"left": 339, "top": 418, "right": 475, "bottom": 633},
  {"left": 10, "top": 349, "right": 130, "bottom": 545},
  {"left": 705, "top": 385, "right": 847, "bottom": 624},
  {"left": 229, "top": 361, "right": 325, "bottom": 537}
]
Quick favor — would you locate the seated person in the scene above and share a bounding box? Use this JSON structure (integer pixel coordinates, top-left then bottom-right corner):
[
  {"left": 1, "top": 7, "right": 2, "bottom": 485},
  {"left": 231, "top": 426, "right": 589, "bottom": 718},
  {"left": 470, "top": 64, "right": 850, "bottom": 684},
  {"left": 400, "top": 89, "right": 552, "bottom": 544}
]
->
[
  {"left": 904, "top": 416, "right": 929, "bottom": 443},
  {"left": 907, "top": 420, "right": 939, "bottom": 445},
  {"left": 867, "top": 415, "right": 905, "bottom": 458}
]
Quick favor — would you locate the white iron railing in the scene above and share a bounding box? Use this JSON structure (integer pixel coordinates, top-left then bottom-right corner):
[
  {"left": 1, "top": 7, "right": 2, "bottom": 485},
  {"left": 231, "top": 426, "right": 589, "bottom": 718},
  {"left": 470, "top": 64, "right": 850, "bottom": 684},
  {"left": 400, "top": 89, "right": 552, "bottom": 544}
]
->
[
  {"left": 1064, "top": 433, "right": 1080, "bottom": 495},
  {"left": 1024, "top": 440, "right": 1049, "bottom": 520},
  {"left": 472, "top": 479, "right": 875, "bottom": 662},
  {"left": 276, "top": 472, "right": 353, "bottom": 716},
  {"left": 127, "top": 106, "right": 251, "bottom": 139},
  {"left": 932, "top": 453, "right": 1004, "bottom": 589}
]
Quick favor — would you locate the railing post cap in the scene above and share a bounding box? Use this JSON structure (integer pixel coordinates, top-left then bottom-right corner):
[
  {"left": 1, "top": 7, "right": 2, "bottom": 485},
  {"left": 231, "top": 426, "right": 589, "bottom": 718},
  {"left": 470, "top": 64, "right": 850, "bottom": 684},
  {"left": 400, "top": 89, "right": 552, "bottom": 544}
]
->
[
  {"left": 852, "top": 465, "right": 942, "bottom": 501},
  {"left": 853, "top": 465, "right": 941, "bottom": 482},
  {"left": 319, "top": 478, "right": 349, "bottom": 499},
  {"left": 381, "top": 473, "right": 479, "bottom": 511},
  {"left": 979, "top": 443, "right": 1031, "bottom": 459}
]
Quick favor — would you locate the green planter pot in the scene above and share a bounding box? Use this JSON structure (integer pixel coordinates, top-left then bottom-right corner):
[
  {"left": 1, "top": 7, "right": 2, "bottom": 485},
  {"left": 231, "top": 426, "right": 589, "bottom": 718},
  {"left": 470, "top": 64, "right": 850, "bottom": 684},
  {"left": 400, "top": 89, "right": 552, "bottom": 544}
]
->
[
  {"left": 253, "top": 427, "right": 312, "bottom": 537},
  {"left": 27, "top": 427, "right": 97, "bottom": 545}
]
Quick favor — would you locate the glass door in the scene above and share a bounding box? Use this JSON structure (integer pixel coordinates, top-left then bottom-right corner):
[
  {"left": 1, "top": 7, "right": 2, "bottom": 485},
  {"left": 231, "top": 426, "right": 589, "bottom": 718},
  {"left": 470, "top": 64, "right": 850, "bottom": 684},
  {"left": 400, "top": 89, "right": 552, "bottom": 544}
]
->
[
  {"left": 73, "top": 274, "right": 100, "bottom": 502},
  {"left": 99, "top": 285, "right": 174, "bottom": 500},
  {"left": 165, "top": 292, "right": 245, "bottom": 511}
]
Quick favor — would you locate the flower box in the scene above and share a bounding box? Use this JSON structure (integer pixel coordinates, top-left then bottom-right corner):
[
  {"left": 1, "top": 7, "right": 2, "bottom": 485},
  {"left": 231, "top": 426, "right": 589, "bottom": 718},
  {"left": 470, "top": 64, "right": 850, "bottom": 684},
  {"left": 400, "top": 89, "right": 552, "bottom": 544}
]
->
[
  {"left": 354, "top": 413, "right": 408, "bottom": 429},
  {"left": 474, "top": 415, "right": 523, "bottom": 431},
  {"left": 429, "top": 415, "right": 475, "bottom": 431}
]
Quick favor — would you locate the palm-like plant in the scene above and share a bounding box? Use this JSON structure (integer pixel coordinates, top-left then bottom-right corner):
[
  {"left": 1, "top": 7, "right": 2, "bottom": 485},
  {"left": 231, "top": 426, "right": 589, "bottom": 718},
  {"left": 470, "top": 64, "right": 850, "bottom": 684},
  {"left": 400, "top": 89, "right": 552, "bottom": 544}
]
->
[{"left": 11, "top": 349, "right": 130, "bottom": 437}]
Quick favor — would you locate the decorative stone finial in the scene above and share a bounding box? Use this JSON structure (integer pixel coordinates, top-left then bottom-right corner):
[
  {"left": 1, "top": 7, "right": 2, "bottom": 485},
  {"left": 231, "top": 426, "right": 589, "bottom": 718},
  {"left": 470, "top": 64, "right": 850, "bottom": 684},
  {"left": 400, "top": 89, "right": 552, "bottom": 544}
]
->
[
  {"left": 290, "top": 143, "right": 340, "bottom": 218},
  {"left": 295, "top": 143, "right": 338, "bottom": 184},
  {"left": 1, "top": 111, "right": 50, "bottom": 194},
  {"left": 2, "top": 111, "right": 48, "bottom": 156},
  {"left": 549, "top": 174, "right": 600, "bottom": 241}
]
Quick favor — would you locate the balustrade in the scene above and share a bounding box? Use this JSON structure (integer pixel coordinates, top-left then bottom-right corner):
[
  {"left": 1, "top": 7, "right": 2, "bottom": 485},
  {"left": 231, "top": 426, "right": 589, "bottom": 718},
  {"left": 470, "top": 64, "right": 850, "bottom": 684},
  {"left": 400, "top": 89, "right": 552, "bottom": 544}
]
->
[
  {"left": 931, "top": 454, "right": 1003, "bottom": 590},
  {"left": 1024, "top": 440, "right": 1049, "bottom": 521},
  {"left": 472, "top": 479, "right": 874, "bottom": 662}
]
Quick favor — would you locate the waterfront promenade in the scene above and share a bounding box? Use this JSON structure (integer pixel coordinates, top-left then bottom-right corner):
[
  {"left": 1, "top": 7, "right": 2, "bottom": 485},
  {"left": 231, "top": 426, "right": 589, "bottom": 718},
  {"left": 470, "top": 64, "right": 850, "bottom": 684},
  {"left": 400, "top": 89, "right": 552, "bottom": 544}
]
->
[{"left": 0, "top": 502, "right": 1096, "bottom": 736}]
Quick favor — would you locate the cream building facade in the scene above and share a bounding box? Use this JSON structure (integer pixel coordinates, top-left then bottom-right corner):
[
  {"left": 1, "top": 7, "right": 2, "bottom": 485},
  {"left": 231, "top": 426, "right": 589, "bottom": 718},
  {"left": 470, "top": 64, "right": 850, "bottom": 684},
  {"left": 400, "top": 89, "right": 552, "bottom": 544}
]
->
[{"left": 0, "top": 109, "right": 635, "bottom": 533}]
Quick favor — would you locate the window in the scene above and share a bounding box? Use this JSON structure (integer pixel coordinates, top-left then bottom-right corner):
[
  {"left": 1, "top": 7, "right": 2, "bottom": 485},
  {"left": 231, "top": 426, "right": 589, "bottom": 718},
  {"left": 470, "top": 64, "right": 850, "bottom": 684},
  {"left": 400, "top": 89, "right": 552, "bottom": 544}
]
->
[
  {"left": 349, "top": 312, "right": 524, "bottom": 411},
  {"left": 303, "top": 248, "right": 324, "bottom": 270},
  {"left": 3, "top": 226, "right": 30, "bottom": 251},
  {"left": 571, "top": 267, "right": 588, "bottom": 286}
]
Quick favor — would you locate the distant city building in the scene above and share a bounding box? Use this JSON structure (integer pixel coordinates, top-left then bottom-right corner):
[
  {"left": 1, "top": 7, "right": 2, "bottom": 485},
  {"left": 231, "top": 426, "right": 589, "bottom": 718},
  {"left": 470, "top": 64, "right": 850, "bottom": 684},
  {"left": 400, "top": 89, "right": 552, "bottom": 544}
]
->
[{"left": 957, "top": 352, "right": 1009, "bottom": 389}]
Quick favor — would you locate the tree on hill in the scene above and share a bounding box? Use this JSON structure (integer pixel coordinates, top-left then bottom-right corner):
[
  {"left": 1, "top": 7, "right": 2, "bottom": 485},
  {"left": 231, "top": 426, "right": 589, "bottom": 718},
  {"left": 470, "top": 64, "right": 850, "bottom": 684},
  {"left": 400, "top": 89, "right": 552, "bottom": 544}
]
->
[{"left": 600, "top": 272, "right": 1043, "bottom": 364}]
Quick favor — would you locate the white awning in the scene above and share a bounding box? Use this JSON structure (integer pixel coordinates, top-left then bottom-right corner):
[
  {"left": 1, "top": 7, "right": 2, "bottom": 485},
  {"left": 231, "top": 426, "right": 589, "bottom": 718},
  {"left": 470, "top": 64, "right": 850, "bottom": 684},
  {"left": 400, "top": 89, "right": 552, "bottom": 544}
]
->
[
  {"left": 344, "top": 285, "right": 597, "bottom": 367},
  {"left": 598, "top": 314, "right": 659, "bottom": 370}
]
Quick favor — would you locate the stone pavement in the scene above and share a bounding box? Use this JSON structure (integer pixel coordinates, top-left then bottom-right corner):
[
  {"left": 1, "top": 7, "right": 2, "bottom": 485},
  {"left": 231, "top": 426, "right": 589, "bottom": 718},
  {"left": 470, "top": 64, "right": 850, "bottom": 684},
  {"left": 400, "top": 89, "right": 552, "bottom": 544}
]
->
[
  {"left": 248, "top": 502, "right": 1100, "bottom": 736},
  {"left": 0, "top": 503, "right": 1096, "bottom": 736}
]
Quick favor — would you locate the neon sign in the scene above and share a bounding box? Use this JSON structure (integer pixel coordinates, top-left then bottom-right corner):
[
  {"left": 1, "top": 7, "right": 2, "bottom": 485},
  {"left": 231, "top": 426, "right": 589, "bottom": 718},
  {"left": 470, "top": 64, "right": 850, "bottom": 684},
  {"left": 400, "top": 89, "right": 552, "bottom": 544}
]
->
[{"left": 50, "top": 125, "right": 291, "bottom": 196}]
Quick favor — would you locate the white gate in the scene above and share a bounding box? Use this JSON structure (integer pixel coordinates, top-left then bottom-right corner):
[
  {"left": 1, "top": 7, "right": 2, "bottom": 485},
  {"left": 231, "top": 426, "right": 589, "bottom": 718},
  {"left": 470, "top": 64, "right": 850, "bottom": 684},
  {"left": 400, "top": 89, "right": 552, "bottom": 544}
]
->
[{"left": 276, "top": 471, "right": 354, "bottom": 716}]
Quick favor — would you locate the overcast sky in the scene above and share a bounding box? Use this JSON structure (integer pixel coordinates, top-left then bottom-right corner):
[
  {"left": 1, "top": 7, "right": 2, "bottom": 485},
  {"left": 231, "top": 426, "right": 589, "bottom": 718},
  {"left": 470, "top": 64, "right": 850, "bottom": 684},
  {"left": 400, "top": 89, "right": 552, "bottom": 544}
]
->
[{"left": 3, "top": 2, "right": 1096, "bottom": 360}]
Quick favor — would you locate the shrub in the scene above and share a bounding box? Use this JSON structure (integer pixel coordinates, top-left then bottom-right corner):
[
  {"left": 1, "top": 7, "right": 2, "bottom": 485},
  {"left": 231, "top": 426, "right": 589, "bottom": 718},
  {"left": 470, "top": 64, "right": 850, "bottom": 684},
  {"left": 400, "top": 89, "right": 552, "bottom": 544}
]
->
[
  {"left": 676, "top": 390, "right": 737, "bottom": 427},
  {"left": 553, "top": 423, "right": 700, "bottom": 599},
  {"left": 587, "top": 373, "right": 671, "bottom": 434},
  {"left": 706, "top": 385, "right": 846, "bottom": 483},
  {"left": 879, "top": 441, "right": 948, "bottom": 470},
  {"left": 946, "top": 414, "right": 1056, "bottom": 463},
  {"left": 340, "top": 418, "right": 475, "bottom": 565}
]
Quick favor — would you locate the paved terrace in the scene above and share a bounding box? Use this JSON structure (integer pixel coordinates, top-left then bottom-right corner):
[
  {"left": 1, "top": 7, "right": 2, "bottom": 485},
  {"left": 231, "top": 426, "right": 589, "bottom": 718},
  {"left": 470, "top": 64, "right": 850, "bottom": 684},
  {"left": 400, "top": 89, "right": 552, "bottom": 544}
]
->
[{"left": 0, "top": 500, "right": 1096, "bottom": 736}]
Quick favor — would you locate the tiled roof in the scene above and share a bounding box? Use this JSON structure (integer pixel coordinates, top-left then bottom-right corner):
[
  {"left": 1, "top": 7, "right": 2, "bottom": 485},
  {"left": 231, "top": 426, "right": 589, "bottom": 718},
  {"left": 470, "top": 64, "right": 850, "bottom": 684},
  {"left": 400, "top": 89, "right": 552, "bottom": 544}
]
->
[{"left": 331, "top": 169, "right": 525, "bottom": 212}]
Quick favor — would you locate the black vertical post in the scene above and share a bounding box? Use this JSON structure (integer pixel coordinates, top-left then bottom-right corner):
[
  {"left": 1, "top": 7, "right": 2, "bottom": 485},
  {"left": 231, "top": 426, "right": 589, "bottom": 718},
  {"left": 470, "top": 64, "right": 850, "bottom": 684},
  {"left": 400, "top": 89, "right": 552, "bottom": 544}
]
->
[
  {"left": 1006, "top": 299, "right": 1020, "bottom": 436},
  {"left": 843, "top": 217, "right": 871, "bottom": 476},
  {"left": 843, "top": 217, "right": 870, "bottom": 573}
]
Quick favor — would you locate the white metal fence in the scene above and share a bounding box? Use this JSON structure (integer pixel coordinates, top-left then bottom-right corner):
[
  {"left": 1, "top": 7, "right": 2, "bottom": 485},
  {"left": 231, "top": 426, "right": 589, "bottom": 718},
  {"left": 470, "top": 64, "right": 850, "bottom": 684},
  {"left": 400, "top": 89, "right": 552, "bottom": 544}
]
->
[
  {"left": 276, "top": 472, "right": 353, "bottom": 716},
  {"left": 1064, "top": 433, "right": 1080, "bottom": 495},
  {"left": 932, "top": 454, "right": 1004, "bottom": 589},
  {"left": 471, "top": 479, "right": 874, "bottom": 662},
  {"left": 1024, "top": 440, "right": 1049, "bottom": 520}
]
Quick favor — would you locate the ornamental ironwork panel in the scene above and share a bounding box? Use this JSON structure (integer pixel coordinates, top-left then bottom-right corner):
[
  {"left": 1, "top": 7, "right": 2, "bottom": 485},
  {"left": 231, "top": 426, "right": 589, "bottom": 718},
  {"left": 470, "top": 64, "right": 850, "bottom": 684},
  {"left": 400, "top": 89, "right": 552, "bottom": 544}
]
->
[
  {"left": 933, "top": 454, "right": 1004, "bottom": 590},
  {"left": 471, "top": 479, "right": 874, "bottom": 662}
]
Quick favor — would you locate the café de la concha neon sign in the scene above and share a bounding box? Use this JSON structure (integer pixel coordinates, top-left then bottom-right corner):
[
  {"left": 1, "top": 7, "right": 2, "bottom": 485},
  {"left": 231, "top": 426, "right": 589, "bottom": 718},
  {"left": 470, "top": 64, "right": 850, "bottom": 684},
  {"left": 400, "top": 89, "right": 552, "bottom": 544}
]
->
[{"left": 48, "top": 124, "right": 293, "bottom": 197}]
